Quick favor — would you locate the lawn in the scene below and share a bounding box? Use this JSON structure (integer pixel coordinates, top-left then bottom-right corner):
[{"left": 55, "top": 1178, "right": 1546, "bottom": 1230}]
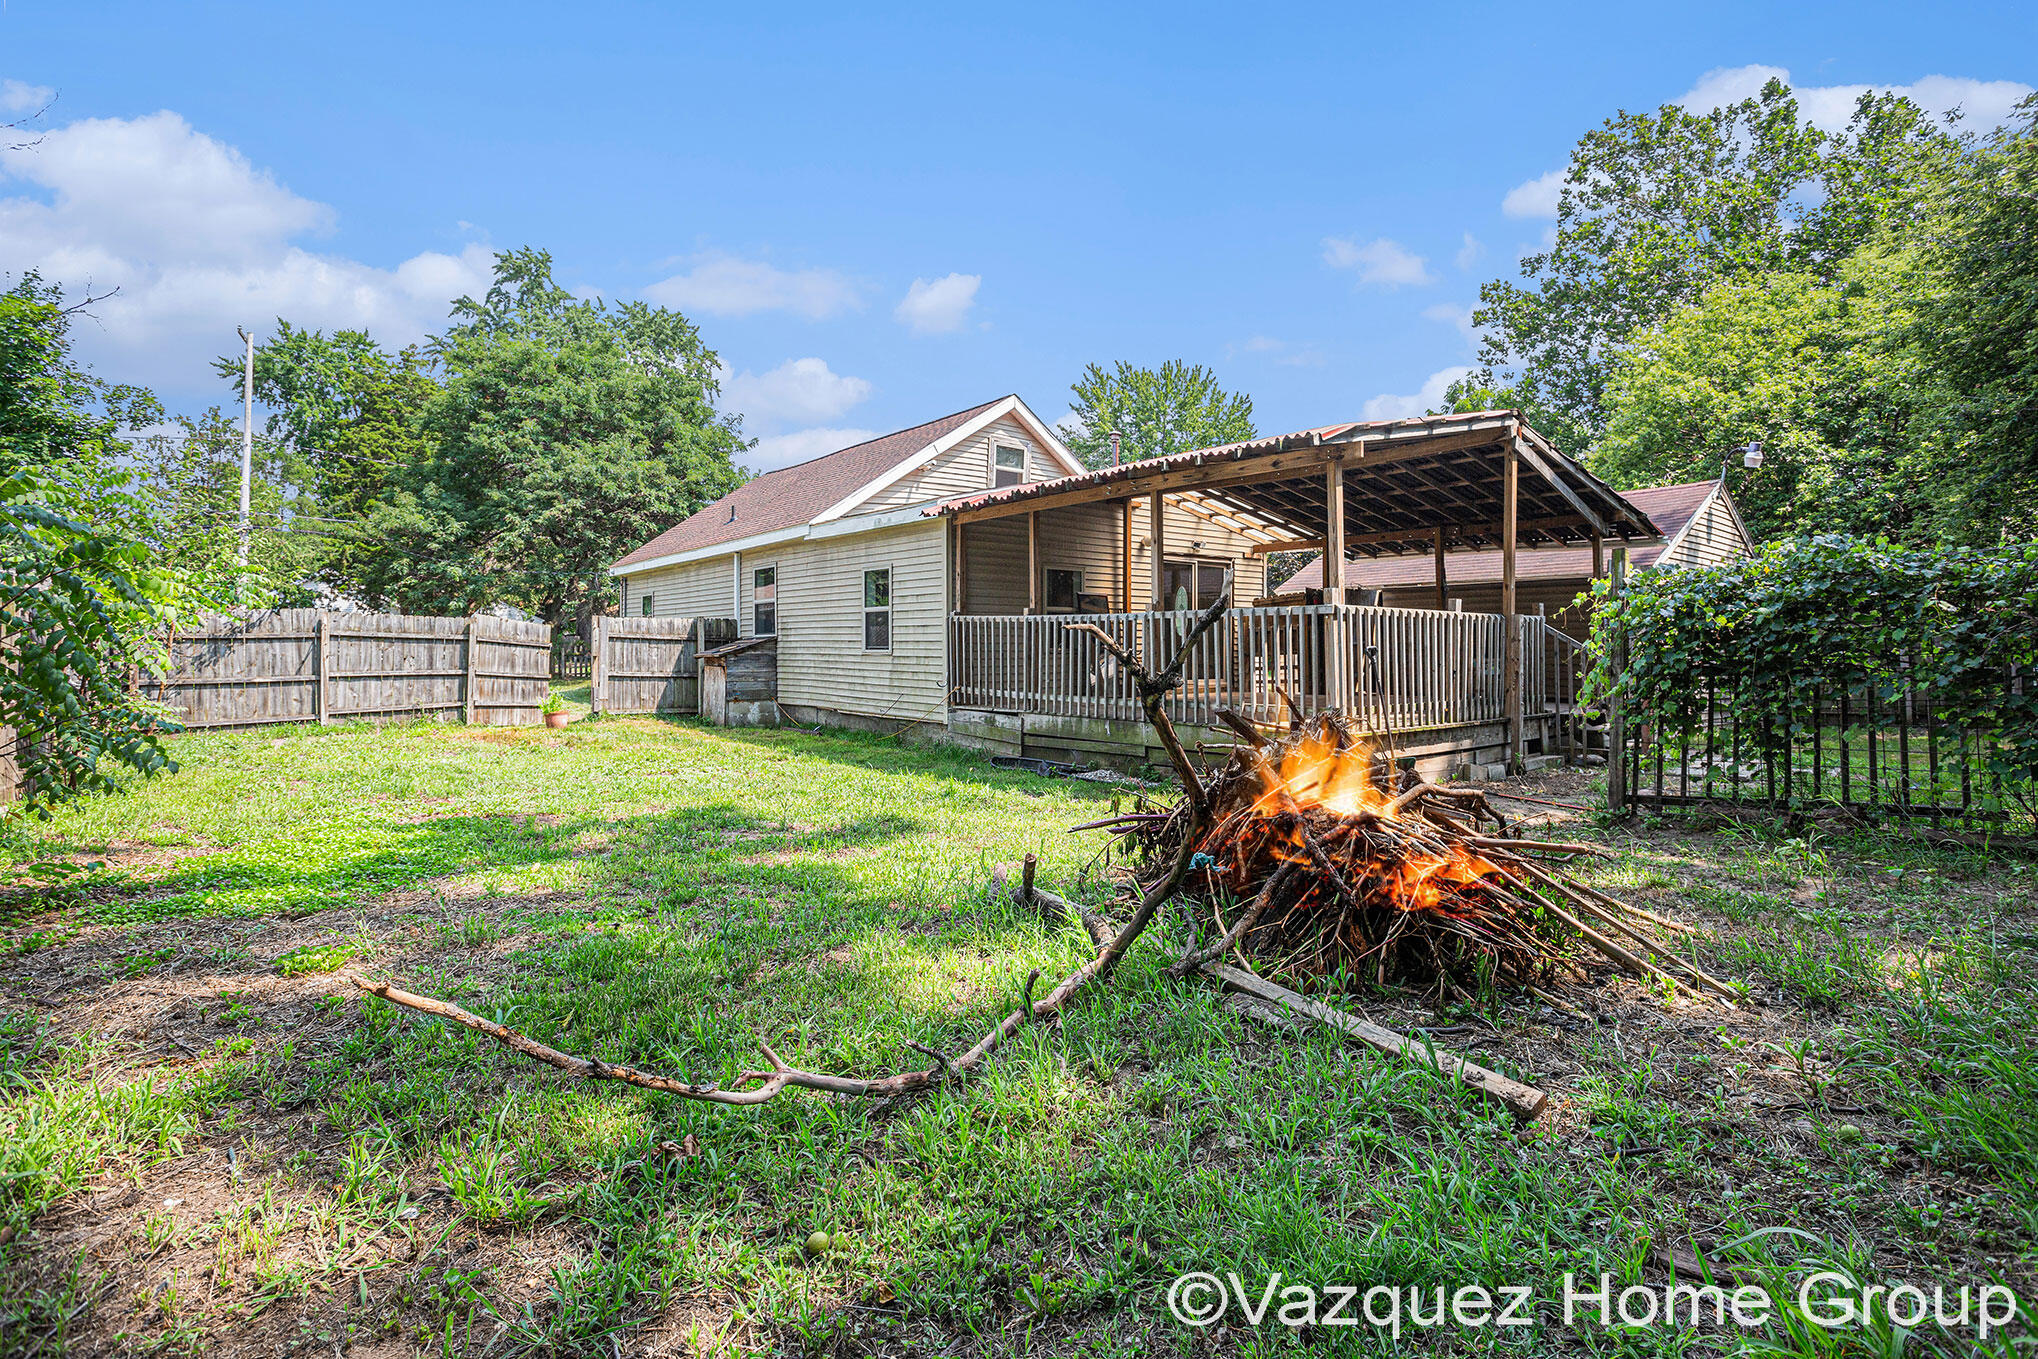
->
[{"left": 0, "top": 709, "right": 2033, "bottom": 1357}]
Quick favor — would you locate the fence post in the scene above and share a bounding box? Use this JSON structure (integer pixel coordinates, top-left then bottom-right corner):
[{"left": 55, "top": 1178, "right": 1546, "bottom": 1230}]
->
[
  {"left": 1606, "top": 548, "right": 1628, "bottom": 818},
  {"left": 590, "top": 615, "right": 607, "bottom": 716},
  {"left": 316, "top": 611, "right": 332, "bottom": 725},
  {"left": 463, "top": 615, "right": 478, "bottom": 724}
]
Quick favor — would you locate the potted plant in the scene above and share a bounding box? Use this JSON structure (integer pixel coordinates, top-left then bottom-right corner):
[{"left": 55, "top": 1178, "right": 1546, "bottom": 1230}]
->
[{"left": 541, "top": 692, "right": 570, "bottom": 728}]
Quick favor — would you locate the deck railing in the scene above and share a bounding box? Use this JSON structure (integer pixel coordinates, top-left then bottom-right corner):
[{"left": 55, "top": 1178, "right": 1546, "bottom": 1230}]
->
[{"left": 950, "top": 604, "right": 1554, "bottom": 734}]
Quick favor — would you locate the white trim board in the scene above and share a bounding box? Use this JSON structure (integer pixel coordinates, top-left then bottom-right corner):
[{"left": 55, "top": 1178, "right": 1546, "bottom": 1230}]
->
[{"left": 811, "top": 395, "right": 1084, "bottom": 526}]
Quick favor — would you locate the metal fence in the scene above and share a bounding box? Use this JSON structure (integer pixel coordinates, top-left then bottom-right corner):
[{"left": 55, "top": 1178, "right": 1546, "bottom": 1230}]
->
[{"left": 1617, "top": 669, "right": 2035, "bottom": 830}]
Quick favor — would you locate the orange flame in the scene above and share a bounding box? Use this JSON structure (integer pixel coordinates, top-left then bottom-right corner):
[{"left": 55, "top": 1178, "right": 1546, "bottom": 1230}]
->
[
  {"left": 1243, "top": 733, "right": 1498, "bottom": 914},
  {"left": 1249, "top": 734, "right": 1388, "bottom": 818}
]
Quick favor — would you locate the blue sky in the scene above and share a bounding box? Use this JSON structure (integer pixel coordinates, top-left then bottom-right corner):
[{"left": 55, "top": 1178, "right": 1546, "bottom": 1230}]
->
[{"left": 4, "top": 1, "right": 2031, "bottom": 469}]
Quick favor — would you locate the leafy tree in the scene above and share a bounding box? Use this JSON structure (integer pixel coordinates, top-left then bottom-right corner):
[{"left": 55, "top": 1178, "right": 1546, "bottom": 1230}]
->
[
  {"left": 218, "top": 323, "right": 439, "bottom": 588},
  {"left": 0, "top": 276, "right": 222, "bottom": 815},
  {"left": 1062, "top": 360, "right": 1256, "bottom": 469},
  {"left": 1591, "top": 248, "right": 1942, "bottom": 539},
  {"left": 1915, "top": 99, "right": 2038, "bottom": 540},
  {"left": 129, "top": 408, "right": 323, "bottom": 598},
  {"left": 362, "top": 249, "right": 747, "bottom": 627},
  {"left": 1475, "top": 80, "right": 1958, "bottom": 445}
]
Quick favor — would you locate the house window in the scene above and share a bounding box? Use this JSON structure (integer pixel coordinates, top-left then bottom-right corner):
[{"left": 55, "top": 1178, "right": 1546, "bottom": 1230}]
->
[
  {"left": 1044, "top": 568, "right": 1082, "bottom": 611},
  {"left": 752, "top": 566, "right": 776, "bottom": 636},
  {"left": 1161, "top": 560, "right": 1227, "bottom": 611},
  {"left": 639, "top": 592, "right": 654, "bottom": 616},
  {"left": 993, "top": 444, "right": 1027, "bottom": 488},
  {"left": 862, "top": 568, "right": 891, "bottom": 651}
]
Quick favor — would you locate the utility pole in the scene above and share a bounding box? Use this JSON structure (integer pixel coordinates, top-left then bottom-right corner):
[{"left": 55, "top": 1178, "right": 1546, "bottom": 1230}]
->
[{"left": 236, "top": 326, "right": 255, "bottom": 566}]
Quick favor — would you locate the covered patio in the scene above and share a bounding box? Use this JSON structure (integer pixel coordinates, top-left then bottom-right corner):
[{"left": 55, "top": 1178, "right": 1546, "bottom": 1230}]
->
[{"left": 929, "top": 411, "right": 1657, "bottom": 772}]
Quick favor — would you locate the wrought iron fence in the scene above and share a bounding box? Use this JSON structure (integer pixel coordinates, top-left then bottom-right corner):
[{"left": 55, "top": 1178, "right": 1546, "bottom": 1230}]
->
[{"left": 1617, "top": 668, "right": 2035, "bottom": 831}]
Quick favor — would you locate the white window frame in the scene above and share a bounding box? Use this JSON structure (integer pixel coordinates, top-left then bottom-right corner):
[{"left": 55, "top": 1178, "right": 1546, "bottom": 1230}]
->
[
  {"left": 861, "top": 565, "right": 892, "bottom": 653},
  {"left": 991, "top": 441, "right": 1029, "bottom": 489},
  {"left": 752, "top": 563, "right": 777, "bottom": 636}
]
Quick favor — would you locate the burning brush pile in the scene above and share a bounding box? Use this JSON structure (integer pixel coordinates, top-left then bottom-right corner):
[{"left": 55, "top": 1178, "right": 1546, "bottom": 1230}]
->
[{"left": 1123, "top": 715, "right": 1734, "bottom": 1004}]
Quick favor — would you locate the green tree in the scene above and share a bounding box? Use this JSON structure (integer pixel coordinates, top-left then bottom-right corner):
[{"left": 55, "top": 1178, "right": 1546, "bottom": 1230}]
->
[
  {"left": 1475, "top": 80, "right": 1957, "bottom": 446},
  {"left": 0, "top": 276, "right": 222, "bottom": 814},
  {"left": 1591, "top": 248, "right": 1942, "bottom": 540},
  {"left": 219, "top": 323, "right": 440, "bottom": 589},
  {"left": 1062, "top": 360, "right": 1256, "bottom": 469},
  {"left": 1916, "top": 99, "right": 2038, "bottom": 540},
  {"left": 129, "top": 408, "right": 323, "bottom": 598},
  {"left": 362, "top": 249, "right": 747, "bottom": 627}
]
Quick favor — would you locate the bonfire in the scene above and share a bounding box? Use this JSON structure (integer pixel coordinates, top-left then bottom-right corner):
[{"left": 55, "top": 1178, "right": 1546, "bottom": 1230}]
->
[{"left": 1108, "top": 710, "right": 1736, "bottom": 1006}]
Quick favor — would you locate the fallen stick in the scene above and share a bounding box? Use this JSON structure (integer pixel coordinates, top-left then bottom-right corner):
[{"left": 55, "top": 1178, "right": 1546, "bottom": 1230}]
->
[
  {"left": 1204, "top": 963, "right": 1547, "bottom": 1121},
  {"left": 994, "top": 860, "right": 1115, "bottom": 949}
]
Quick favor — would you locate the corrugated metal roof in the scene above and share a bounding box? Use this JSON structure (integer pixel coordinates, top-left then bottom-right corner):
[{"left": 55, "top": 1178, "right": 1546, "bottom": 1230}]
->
[
  {"left": 1281, "top": 481, "right": 1719, "bottom": 590},
  {"left": 928, "top": 411, "right": 1657, "bottom": 551}
]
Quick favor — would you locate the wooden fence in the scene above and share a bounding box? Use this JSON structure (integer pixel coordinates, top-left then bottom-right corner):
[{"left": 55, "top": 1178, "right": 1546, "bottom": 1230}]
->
[
  {"left": 590, "top": 616, "right": 738, "bottom": 716},
  {"left": 551, "top": 634, "right": 593, "bottom": 682},
  {"left": 143, "top": 609, "right": 552, "bottom": 729}
]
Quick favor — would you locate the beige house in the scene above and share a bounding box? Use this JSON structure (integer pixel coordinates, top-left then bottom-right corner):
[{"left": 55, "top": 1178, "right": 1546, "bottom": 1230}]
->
[
  {"left": 612, "top": 403, "right": 1664, "bottom": 775},
  {"left": 610, "top": 395, "right": 1273, "bottom": 734}
]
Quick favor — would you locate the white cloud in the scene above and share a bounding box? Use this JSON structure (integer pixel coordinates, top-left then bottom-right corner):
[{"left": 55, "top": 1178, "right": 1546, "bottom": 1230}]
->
[
  {"left": 894, "top": 272, "right": 980, "bottom": 334},
  {"left": 1455, "top": 232, "right": 1484, "bottom": 270},
  {"left": 1422, "top": 302, "right": 1479, "bottom": 347},
  {"left": 1501, "top": 169, "right": 1566, "bottom": 220},
  {"left": 0, "top": 103, "right": 493, "bottom": 395},
  {"left": 1228, "top": 334, "right": 1325, "bottom": 367},
  {"left": 1321, "top": 236, "right": 1433, "bottom": 287},
  {"left": 719, "top": 356, "right": 872, "bottom": 430},
  {"left": 1676, "top": 65, "right": 2033, "bottom": 131},
  {"left": 747, "top": 427, "right": 880, "bottom": 472},
  {"left": 1361, "top": 365, "right": 1474, "bottom": 422},
  {"left": 643, "top": 252, "right": 861, "bottom": 319},
  {"left": 2, "top": 80, "right": 54, "bottom": 114}
]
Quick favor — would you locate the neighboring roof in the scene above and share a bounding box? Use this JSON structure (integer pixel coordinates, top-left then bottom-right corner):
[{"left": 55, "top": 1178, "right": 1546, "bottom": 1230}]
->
[
  {"left": 613, "top": 395, "right": 1080, "bottom": 574},
  {"left": 1281, "top": 480, "right": 1722, "bottom": 591},
  {"left": 929, "top": 410, "right": 1660, "bottom": 553}
]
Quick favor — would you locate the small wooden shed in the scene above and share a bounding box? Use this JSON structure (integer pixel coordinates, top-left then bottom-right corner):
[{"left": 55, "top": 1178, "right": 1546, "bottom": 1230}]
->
[{"left": 700, "top": 635, "right": 778, "bottom": 726}]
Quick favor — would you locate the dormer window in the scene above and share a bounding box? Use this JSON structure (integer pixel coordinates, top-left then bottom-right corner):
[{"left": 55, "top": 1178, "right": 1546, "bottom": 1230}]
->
[{"left": 993, "top": 444, "right": 1027, "bottom": 488}]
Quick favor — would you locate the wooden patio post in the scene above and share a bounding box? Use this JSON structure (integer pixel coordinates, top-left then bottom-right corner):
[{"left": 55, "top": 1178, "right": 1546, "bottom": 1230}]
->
[
  {"left": 1606, "top": 547, "right": 1628, "bottom": 815},
  {"left": 1121, "top": 499, "right": 1133, "bottom": 612},
  {"left": 1027, "top": 510, "right": 1041, "bottom": 614},
  {"left": 1502, "top": 438, "right": 1522, "bottom": 770},
  {"left": 1324, "top": 460, "right": 1347, "bottom": 711},
  {"left": 1433, "top": 525, "right": 1448, "bottom": 609},
  {"left": 1590, "top": 531, "right": 1605, "bottom": 581},
  {"left": 1148, "top": 491, "right": 1165, "bottom": 608},
  {"left": 953, "top": 518, "right": 969, "bottom": 613}
]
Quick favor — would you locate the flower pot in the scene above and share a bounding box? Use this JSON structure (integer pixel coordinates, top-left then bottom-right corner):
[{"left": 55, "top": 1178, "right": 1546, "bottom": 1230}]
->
[{"left": 544, "top": 710, "right": 570, "bottom": 728}]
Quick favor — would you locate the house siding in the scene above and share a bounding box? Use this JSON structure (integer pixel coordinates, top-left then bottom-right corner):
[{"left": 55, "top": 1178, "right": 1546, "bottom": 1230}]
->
[
  {"left": 775, "top": 519, "right": 950, "bottom": 720},
  {"left": 1661, "top": 490, "right": 1751, "bottom": 568},
  {"left": 959, "top": 497, "right": 1265, "bottom": 613},
  {"left": 862, "top": 418, "right": 1065, "bottom": 513},
  {"left": 620, "top": 556, "right": 734, "bottom": 621}
]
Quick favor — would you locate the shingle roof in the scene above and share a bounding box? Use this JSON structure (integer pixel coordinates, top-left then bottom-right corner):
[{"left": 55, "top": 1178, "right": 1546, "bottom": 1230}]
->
[
  {"left": 612, "top": 397, "right": 1007, "bottom": 570},
  {"left": 1280, "top": 481, "right": 1721, "bottom": 591}
]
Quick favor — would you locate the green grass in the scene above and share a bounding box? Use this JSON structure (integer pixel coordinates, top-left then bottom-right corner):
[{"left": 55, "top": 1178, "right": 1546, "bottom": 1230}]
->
[{"left": 0, "top": 714, "right": 2032, "bottom": 1355}]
